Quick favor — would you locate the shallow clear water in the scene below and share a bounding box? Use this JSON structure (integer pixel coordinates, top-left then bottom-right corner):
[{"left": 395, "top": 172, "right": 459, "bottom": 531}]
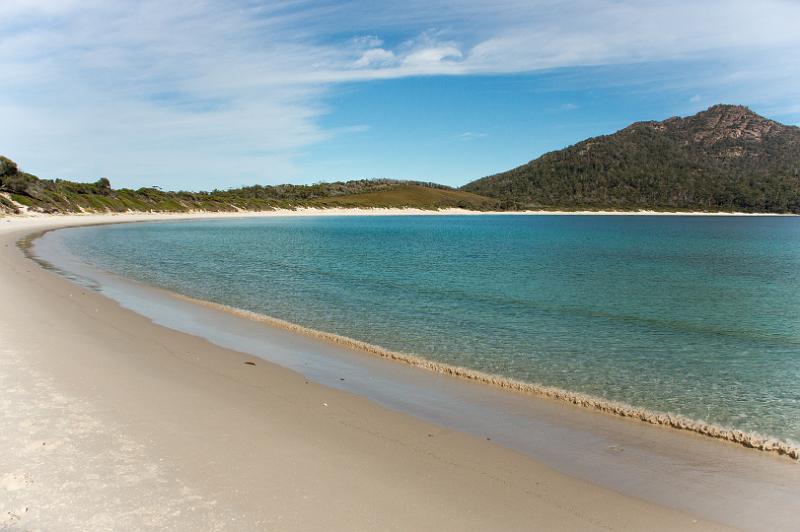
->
[{"left": 59, "top": 215, "right": 800, "bottom": 442}]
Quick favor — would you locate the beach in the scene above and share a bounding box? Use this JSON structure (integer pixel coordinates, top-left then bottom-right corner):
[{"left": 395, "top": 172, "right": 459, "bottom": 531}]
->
[{"left": 1, "top": 212, "right": 797, "bottom": 531}]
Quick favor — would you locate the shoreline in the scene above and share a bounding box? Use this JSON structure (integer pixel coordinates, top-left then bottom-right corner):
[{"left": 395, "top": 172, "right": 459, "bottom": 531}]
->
[
  {"left": 3, "top": 213, "right": 799, "bottom": 530},
  {"left": 173, "top": 290, "right": 798, "bottom": 460},
  {"left": 27, "top": 213, "right": 799, "bottom": 460},
  {"left": 3, "top": 205, "right": 798, "bottom": 220}
]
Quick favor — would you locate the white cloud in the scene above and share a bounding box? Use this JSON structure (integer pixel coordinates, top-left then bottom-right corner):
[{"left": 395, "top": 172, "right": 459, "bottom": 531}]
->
[
  {"left": 353, "top": 48, "right": 396, "bottom": 68},
  {"left": 1, "top": 0, "right": 798, "bottom": 189},
  {"left": 403, "top": 45, "right": 463, "bottom": 70},
  {"left": 454, "top": 131, "right": 488, "bottom": 142}
]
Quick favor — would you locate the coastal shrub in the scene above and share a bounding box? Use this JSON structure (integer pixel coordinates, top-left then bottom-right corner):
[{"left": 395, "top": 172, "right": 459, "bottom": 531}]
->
[
  {"left": 0, "top": 194, "right": 20, "bottom": 214},
  {"left": 10, "top": 194, "right": 35, "bottom": 206},
  {"left": 1, "top": 172, "right": 42, "bottom": 197},
  {"left": 0, "top": 152, "right": 493, "bottom": 213},
  {"left": 0, "top": 156, "right": 18, "bottom": 177}
]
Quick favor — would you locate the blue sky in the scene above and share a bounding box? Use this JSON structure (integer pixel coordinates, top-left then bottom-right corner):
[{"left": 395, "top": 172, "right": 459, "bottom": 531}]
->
[{"left": 2, "top": 1, "right": 799, "bottom": 190}]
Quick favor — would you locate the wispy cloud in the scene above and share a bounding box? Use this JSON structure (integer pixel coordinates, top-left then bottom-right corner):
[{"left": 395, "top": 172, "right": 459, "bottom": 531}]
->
[
  {"left": 453, "top": 131, "right": 488, "bottom": 142},
  {"left": 1, "top": 0, "right": 799, "bottom": 188}
]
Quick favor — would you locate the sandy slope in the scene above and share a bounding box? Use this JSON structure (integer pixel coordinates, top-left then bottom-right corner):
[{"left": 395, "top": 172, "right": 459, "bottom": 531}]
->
[{"left": 0, "top": 213, "right": 731, "bottom": 531}]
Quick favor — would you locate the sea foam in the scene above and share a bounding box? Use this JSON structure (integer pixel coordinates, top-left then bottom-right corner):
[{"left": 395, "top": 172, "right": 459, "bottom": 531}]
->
[{"left": 176, "top": 293, "right": 800, "bottom": 461}]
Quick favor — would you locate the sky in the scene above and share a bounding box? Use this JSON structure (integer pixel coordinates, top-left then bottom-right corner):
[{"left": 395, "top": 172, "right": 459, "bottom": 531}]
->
[{"left": 2, "top": 0, "right": 799, "bottom": 190}]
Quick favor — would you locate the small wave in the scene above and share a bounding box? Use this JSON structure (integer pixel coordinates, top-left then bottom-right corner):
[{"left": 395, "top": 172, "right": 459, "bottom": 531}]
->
[{"left": 173, "top": 293, "right": 800, "bottom": 461}]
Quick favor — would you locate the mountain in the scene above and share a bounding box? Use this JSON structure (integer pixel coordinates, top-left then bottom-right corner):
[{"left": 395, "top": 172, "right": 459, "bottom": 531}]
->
[
  {"left": 0, "top": 156, "right": 497, "bottom": 214},
  {"left": 462, "top": 105, "right": 800, "bottom": 212},
  {"left": 5, "top": 104, "right": 799, "bottom": 215}
]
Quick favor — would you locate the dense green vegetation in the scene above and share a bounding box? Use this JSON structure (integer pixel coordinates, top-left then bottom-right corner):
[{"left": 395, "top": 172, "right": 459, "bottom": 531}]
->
[
  {"left": 463, "top": 105, "right": 800, "bottom": 213},
  {"left": 0, "top": 155, "right": 496, "bottom": 214},
  {"left": 4, "top": 104, "right": 800, "bottom": 215},
  {"left": 306, "top": 184, "right": 494, "bottom": 209}
]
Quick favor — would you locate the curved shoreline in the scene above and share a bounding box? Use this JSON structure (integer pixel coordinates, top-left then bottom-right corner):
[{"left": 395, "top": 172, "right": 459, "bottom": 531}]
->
[
  {"left": 174, "top": 293, "right": 800, "bottom": 460},
  {"left": 28, "top": 217, "right": 800, "bottom": 461},
  {"left": 12, "top": 215, "right": 752, "bottom": 531}
]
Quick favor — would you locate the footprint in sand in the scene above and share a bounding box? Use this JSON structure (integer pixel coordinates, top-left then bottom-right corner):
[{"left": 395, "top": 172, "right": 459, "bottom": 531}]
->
[
  {"left": 1, "top": 506, "right": 30, "bottom": 528},
  {"left": 1, "top": 471, "right": 33, "bottom": 491}
]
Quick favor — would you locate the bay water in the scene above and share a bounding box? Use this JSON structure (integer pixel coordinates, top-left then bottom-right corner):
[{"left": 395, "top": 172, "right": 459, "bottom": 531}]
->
[{"left": 57, "top": 215, "right": 800, "bottom": 444}]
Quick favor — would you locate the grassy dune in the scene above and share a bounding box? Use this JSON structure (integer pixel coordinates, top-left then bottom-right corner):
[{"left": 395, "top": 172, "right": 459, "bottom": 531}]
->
[{"left": 0, "top": 155, "right": 497, "bottom": 214}]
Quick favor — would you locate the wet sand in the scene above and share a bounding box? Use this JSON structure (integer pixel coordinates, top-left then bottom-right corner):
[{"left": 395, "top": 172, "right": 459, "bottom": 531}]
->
[{"left": 0, "top": 212, "right": 795, "bottom": 530}]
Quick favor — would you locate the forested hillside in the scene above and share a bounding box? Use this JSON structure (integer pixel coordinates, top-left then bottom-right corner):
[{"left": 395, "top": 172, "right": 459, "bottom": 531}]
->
[
  {"left": 463, "top": 105, "right": 800, "bottom": 212},
  {"left": 5, "top": 104, "right": 800, "bottom": 215}
]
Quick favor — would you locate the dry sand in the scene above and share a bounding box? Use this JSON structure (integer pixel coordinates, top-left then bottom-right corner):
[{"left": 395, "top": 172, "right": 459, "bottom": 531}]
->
[{"left": 0, "top": 211, "right": 751, "bottom": 530}]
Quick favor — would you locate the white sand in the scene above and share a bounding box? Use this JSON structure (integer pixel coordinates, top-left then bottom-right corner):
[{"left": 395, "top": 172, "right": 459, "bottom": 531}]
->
[{"left": 0, "top": 212, "right": 752, "bottom": 530}]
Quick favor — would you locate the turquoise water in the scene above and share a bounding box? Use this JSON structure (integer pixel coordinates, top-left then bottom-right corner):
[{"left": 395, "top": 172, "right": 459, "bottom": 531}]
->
[{"left": 59, "top": 216, "right": 800, "bottom": 443}]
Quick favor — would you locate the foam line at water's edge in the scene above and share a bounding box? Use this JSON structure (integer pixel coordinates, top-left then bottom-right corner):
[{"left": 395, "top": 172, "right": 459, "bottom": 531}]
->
[{"left": 172, "top": 293, "right": 800, "bottom": 461}]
